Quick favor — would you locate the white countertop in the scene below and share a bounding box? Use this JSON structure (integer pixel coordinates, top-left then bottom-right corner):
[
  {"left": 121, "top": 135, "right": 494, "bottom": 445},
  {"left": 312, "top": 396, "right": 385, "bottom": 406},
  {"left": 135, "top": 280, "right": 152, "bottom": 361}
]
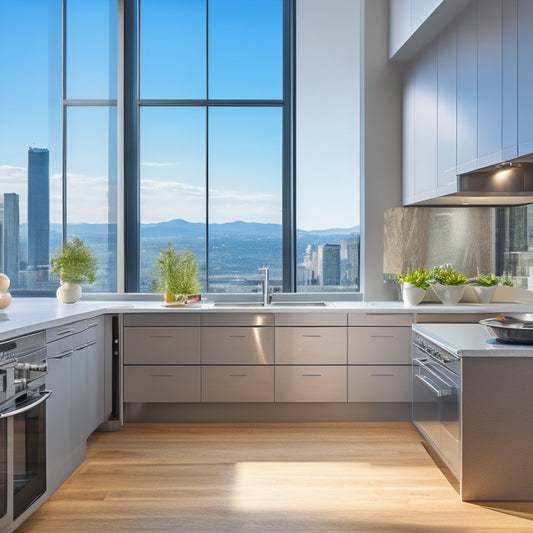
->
[
  {"left": 413, "top": 322, "right": 533, "bottom": 357},
  {"left": 0, "top": 296, "right": 532, "bottom": 342}
]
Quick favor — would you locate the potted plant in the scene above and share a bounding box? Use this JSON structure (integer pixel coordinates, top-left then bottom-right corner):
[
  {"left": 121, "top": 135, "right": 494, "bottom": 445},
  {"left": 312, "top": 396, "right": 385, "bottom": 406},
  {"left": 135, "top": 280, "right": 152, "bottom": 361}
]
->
[
  {"left": 430, "top": 264, "right": 467, "bottom": 305},
  {"left": 466, "top": 272, "right": 499, "bottom": 304},
  {"left": 154, "top": 243, "right": 201, "bottom": 304},
  {"left": 51, "top": 236, "right": 98, "bottom": 303},
  {"left": 396, "top": 269, "right": 430, "bottom": 306}
]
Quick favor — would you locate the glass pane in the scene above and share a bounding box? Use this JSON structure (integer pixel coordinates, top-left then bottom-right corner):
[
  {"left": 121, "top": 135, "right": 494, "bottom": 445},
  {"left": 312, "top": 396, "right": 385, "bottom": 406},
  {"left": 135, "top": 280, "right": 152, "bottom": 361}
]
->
[
  {"left": 66, "top": 0, "right": 118, "bottom": 99},
  {"left": 209, "top": 0, "right": 283, "bottom": 100},
  {"left": 0, "top": 0, "right": 62, "bottom": 294},
  {"left": 140, "top": 0, "right": 206, "bottom": 99},
  {"left": 139, "top": 107, "right": 206, "bottom": 293},
  {"left": 208, "top": 107, "right": 282, "bottom": 292},
  {"left": 65, "top": 107, "right": 118, "bottom": 292}
]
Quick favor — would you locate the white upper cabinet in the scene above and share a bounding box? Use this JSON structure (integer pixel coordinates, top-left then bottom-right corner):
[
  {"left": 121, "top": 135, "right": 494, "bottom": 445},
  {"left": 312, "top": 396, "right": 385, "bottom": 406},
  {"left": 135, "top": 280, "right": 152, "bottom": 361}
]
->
[
  {"left": 518, "top": 0, "right": 533, "bottom": 156},
  {"left": 437, "top": 27, "right": 457, "bottom": 195},
  {"left": 456, "top": 2, "right": 477, "bottom": 174},
  {"left": 402, "top": 0, "right": 531, "bottom": 205}
]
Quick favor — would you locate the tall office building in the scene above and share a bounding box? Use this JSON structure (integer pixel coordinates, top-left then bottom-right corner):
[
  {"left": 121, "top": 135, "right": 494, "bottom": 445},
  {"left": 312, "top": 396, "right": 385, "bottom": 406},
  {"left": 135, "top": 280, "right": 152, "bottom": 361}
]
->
[
  {"left": 27, "top": 148, "right": 50, "bottom": 271},
  {"left": 317, "top": 243, "right": 340, "bottom": 286},
  {"left": 1, "top": 194, "right": 20, "bottom": 288}
]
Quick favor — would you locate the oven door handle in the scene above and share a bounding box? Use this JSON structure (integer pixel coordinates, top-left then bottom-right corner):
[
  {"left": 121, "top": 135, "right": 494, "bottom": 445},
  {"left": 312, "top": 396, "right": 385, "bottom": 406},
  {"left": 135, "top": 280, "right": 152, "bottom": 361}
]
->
[
  {"left": 414, "top": 357, "right": 457, "bottom": 388},
  {"left": 415, "top": 374, "right": 452, "bottom": 398},
  {"left": 0, "top": 390, "right": 52, "bottom": 419}
]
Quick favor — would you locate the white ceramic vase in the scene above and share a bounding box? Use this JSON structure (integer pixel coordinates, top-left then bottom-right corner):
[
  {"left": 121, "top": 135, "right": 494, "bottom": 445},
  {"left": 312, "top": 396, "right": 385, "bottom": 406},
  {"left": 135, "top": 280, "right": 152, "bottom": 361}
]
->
[
  {"left": 473, "top": 285, "right": 497, "bottom": 304},
  {"left": 402, "top": 282, "right": 426, "bottom": 306},
  {"left": 431, "top": 283, "right": 465, "bottom": 306},
  {"left": 56, "top": 282, "right": 82, "bottom": 304}
]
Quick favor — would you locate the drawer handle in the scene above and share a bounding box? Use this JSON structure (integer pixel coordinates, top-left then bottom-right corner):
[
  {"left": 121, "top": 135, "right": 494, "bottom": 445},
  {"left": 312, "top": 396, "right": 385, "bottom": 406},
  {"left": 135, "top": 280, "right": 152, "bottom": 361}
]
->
[
  {"left": 230, "top": 374, "right": 248, "bottom": 377},
  {"left": 302, "top": 334, "right": 321, "bottom": 338},
  {"left": 149, "top": 335, "right": 173, "bottom": 339},
  {"left": 229, "top": 335, "right": 247, "bottom": 338},
  {"left": 151, "top": 374, "right": 173, "bottom": 378},
  {"left": 370, "top": 335, "right": 394, "bottom": 338},
  {"left": 53, "top": 350, "right": 73, "bottom": 360},
  {"left": 302, "top": 373, "right": 322, "bottom": 377},
  {"left": 370, "top": 373, "right": 394, "bottom": 377},
  {"left": 56, "top": 328, "right": 74, "bottom": 336}
]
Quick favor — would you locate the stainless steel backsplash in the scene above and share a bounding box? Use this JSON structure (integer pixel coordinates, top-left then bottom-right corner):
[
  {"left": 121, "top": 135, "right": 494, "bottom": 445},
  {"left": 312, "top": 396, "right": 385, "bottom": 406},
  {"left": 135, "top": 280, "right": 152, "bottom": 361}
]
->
[{"left": 383, "top": 207, "right": 495, "bottom": 277}]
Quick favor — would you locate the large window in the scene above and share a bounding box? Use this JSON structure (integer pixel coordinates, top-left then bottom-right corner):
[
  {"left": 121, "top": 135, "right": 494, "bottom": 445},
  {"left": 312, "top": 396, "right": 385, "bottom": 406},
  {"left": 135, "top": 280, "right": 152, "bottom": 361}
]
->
[
  {"left": 1, "top": 0, "right": 363, "bottom": 296},
  {"left": 137, "top": 0, "right": 285, "bottom": 293}
]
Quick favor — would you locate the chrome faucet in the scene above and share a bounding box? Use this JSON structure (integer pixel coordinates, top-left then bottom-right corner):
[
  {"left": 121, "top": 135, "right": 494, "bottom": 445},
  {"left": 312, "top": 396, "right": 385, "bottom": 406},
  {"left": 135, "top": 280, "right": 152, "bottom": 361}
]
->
[{"left": 258, "top": 267, "right": 271, "bottom": 305}]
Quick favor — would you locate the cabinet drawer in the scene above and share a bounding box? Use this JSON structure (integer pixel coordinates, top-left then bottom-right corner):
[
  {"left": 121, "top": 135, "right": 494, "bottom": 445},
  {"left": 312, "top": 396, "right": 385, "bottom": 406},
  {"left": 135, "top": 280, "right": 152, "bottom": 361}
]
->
[
  {"left": 275, "top": 327, "right": 347, "bottom": 364},
  {"left": 47, "top": 336, "right": 74, "bottom": 358},
  {"left": 124, "top": 327, "right": 200, "bottom": 365},
  {"left": 348, "top": 313, "right": 413, "bottom": 326},
  {"left": 274, "top": 313, "right": 347, "bottom": 327},
  {"left": 202, "top": 366, "right": 274, "bottom": 402},
  {"left": 348, "top": 327, "right": 411, "bottom": 364},
  {"left": 124, "top": 366, "right": 201, "bottom": 402},
  {"left": 124, "top": 314, "right": 200, "bottom": 327},
  {"left": 275, "top": 366, "right": 347, "bottom": 402},
  {"left": 46, "top": 320, "right": 87, "bottom": 343},
  {"left": 202, "top": 327, "right": 274, "bottom": 365},
  {"left": 348, "top": 366, "right": 411, "bottom": 402}
]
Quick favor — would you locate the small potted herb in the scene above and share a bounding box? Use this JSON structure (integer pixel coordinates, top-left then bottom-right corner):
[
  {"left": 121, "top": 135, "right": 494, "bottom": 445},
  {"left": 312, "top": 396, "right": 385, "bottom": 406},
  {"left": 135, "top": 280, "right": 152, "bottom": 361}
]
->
[
  {"left": 430, "top": 264, "right": 467, "bottom": 306},
  {"left": 51, "top": 236, "right": 98, "bottom": 303},
  {"left": 466, "top": 272, "right": 498, "bottom": 304},
  {"left": 153, "top": 243, "right": 201, "bottom": 304},
  {"left": 396, "top": 269, "right": 430, "bottom": 306}
]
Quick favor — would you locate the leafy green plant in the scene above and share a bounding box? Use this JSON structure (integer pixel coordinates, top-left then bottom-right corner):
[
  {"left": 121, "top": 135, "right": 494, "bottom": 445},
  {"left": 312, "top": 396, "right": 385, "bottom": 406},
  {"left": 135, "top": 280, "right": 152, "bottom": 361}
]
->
[
  {"left": 466, "top": 272, "right": 498, "bottom": 287},
  {"left": 396, "top": 269, "right": 431, "bottom": 290},
  {"left": 500, "top": 274, "right": 514, "bottom": 287},
  {"left": 430, "top": 264, "right": 467, "bottom": 286},
  {"left": 51, "top": 236, "right": 97, "bottom": 285},
  {"left": 154, "top": 243, "right": 201, "bottom": 298}
]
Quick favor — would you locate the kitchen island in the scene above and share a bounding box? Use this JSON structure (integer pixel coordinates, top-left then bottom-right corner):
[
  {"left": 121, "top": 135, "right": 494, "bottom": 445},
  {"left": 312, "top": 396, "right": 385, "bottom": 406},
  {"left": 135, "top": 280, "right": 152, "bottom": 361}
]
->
[{"left": 413, "top": 322, "right": 533, "bottom": 501}]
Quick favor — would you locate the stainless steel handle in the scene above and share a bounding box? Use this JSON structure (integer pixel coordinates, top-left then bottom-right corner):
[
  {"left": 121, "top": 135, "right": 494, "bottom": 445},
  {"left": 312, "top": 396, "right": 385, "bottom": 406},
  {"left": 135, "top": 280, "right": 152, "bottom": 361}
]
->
[
  {"left": 149, "top": 335, "right": 173, "bottom": 339},
  {"left": 302, "top": 373, "right": 322, "bottom": 377},
  {"left": 414, "top": 358, "right": 456, "bottom": 388},
  {"left": 302, "top": 334, "right": 321, "bottom": 338},
  {"left": 0, "top": 390, "right": 52, "bottom": 419},
  {"left": 229, "top": 335, "right": 246, "bottom": 338},
  {"left": 415, "top": 374, "right": 451, "bottom": 397},
  {"left": 151, "top": 374, "right": 173, "bottom": 378},
  {"left": 230, "top": 374, "right": 248, "bottom": 377},
  {"left": 370, "top": 373, "right": 394, "bottom": 377},
  {"left": 56, "top": 328, "right": 74, "bottom": 336},
  {"left": 370, "top": 335, "right": 394, "bottom": 338}
]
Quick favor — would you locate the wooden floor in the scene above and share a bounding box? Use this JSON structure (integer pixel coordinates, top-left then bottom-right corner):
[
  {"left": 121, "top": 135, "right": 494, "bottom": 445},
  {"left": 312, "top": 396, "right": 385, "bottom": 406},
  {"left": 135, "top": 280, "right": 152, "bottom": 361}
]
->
[{"left": 17, "top": 422, "right": 533, "bottom": 532}]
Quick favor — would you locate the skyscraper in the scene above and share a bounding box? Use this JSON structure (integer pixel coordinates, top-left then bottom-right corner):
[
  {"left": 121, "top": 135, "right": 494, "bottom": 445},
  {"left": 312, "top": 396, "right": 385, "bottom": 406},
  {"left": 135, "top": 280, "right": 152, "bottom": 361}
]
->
[
  {"left": 27, "top": 147, "right": 50, "bottom": 271},
  {"left": 317, "top": 243, "right": 340, "bottom": 286},
  {"left": 2, "top": 194, "right": 20, "bottom": 288}
]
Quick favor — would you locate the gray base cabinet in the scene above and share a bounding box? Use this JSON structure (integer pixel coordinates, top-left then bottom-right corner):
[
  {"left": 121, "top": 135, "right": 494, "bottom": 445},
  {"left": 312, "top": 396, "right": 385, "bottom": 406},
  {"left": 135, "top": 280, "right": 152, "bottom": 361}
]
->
[
  {"left": 202, "top": 366, "right": 274, "bottom": 402},
  {"left": 46, "top": 318, "right": 106, "bottom": 496},
  {"left": 275, "top": 366, "right": 347, "bottom": 402}
]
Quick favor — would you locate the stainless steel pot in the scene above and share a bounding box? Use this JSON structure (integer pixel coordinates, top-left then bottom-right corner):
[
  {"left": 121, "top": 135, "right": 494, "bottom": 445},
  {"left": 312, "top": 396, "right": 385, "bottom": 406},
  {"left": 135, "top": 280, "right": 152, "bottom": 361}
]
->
[{"left": 479, "top": 314, "right": 533, "bottom": 344}]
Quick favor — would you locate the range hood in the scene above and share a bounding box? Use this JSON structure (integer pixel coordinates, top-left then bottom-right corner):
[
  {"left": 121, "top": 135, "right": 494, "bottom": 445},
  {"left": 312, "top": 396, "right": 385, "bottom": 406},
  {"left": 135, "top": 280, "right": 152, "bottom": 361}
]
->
[{"left": 411, "top": 159, "right": 533, "bottom": 207}]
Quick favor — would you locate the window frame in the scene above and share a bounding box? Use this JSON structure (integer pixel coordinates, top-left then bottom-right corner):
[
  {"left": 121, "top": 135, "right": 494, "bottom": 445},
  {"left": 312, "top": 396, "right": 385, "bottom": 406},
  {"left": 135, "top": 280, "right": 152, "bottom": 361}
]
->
[{"left": 124, "top": 0, "right": 295, "bottom": 293}]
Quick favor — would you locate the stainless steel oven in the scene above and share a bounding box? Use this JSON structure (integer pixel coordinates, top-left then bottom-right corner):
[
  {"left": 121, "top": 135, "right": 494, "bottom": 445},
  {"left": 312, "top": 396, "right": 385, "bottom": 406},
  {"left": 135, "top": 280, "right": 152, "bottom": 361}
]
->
[
  {"left": 412, "top": 330, "right": 461, "bottom": 479},
  {"left": 0, "top": 331, "right": 51, "bottom": 531}
]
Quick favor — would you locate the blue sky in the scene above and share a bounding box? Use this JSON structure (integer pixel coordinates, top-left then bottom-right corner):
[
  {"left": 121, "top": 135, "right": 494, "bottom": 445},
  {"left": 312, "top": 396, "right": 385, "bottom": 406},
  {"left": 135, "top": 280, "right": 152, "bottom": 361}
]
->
[{"left": 0, "top": 0, "right": 357, "bottom": 231}]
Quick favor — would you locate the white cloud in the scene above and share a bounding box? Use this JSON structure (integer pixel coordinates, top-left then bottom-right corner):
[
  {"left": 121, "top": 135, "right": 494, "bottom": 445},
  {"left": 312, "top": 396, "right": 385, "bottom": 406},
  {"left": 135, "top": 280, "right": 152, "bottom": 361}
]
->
[{"left": 141, "top": 161, "right": 177, "bottom": 168}]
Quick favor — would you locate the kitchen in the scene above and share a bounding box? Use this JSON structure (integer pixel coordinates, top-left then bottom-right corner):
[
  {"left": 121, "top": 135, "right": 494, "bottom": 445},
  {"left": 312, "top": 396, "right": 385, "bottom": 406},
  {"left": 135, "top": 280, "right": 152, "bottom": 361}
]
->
[{"left": 3, "top": 0, "right": 533, "bottom": 531}]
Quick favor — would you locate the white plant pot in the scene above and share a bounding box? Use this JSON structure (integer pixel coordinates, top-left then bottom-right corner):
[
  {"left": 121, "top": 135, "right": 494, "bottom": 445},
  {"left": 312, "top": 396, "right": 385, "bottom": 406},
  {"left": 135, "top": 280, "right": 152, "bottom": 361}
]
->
[
  {"left": 472, "top": 285, "right": 497, "bottom": 304},
  {"left": 402, "top": 282, "right": 426, "bottom": 306},
  {"left": 56, "top": 283, "right": 82, "bottom": 304},
  {"left": 431, "top": 283, "right": 465, "bottom": 306},
  {"left": 0, "top": 292, "right": 12, "bottom": 309}
]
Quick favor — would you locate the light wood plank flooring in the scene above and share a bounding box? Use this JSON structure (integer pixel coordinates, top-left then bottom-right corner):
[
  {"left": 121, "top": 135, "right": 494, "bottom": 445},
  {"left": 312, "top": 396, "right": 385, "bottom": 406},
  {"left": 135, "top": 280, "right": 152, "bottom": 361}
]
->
[{"left": 17, "top": 422, "right": 533, "bottom": 532}]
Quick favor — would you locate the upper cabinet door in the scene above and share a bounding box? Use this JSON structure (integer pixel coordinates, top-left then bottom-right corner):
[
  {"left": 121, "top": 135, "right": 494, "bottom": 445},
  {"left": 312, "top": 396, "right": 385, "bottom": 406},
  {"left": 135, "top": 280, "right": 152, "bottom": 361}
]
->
[
  {"left": 456, "top": 3, "right": 478, "bottom": 174},
  {"left": 502, "top": 0, "right": 518, "bottom": 160},
  {"left": 518, "top": 0, "right": 533, "bottom": 156},
  {"left": 477, "top": 0, "right": 503, "bottom": 168},
  {"left": 413, "top": 47, "right": 438, "bottom": 202},
  {"left": 437, "top": 28, "right": 457, "bottom": 195},
  {"left": 402, "top": 66, "right": 416, "bottom": 205}
]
